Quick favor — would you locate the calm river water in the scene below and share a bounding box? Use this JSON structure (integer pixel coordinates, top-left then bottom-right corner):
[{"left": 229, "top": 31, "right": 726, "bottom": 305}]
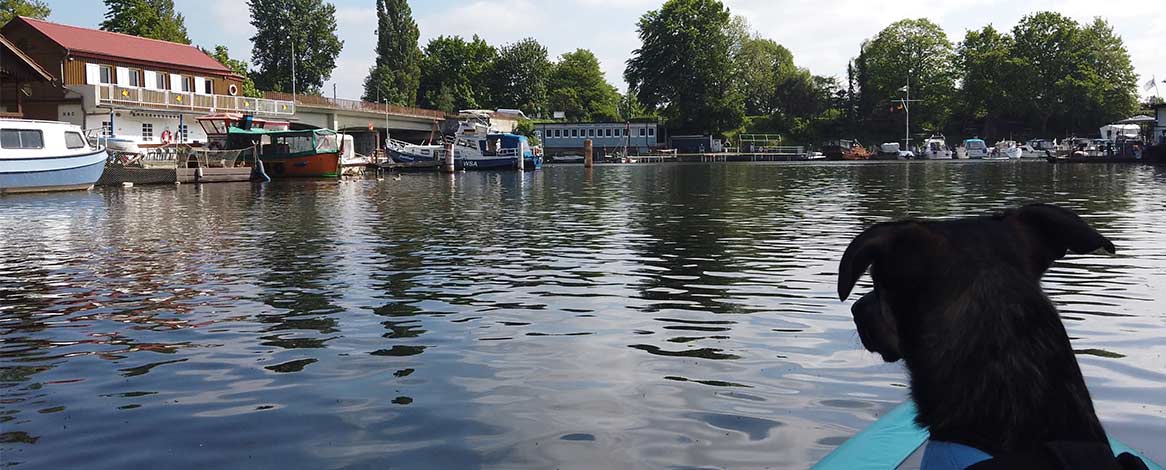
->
[{"left": 2, "top": 162, "right": 1164, "bottom": 469}]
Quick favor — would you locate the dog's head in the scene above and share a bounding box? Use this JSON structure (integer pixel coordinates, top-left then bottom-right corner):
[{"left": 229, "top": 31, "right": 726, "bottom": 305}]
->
[{"left": 837, "top": 204, "right": 1115, "bottom": 363}]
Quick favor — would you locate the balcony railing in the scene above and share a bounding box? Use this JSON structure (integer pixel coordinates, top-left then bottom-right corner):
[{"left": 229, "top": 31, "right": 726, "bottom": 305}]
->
[{"left": 96, "top": 85, "right": 295, "bottom": 116}]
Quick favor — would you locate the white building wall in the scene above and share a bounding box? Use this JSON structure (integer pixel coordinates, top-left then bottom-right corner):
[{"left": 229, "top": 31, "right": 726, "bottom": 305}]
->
[{"left": 83, "top": 111, "right": 208, "bottom": 144}]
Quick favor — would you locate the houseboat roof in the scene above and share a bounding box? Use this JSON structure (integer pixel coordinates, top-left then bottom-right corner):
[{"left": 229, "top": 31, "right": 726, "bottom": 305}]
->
[{"left": 4, "top": 16, "right": 235, "bottom": 77}]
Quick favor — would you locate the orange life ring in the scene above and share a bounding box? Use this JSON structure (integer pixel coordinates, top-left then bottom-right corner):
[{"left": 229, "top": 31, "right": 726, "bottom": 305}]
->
[{"left": 160, "top": 130, "right": 173, "bottom": 145}]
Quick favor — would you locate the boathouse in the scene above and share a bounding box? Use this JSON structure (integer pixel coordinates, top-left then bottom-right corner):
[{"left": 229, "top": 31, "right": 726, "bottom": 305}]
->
[
  {"left": 0, "top": 16, "right": 294, "bottom": 145},
  {"left": 535, "top": 121, "right": 661, "bottom": 156}
]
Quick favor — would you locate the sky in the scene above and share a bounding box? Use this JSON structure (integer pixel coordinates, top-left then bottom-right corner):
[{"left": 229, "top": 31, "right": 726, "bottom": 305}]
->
[{"left": 41, "top": 0, "right": 1165, "bottom": 103}]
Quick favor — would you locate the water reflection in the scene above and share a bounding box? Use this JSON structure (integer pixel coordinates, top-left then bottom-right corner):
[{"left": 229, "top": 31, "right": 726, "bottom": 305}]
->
[{"left": 1, "top": 162, "right": 1163, "bottom": 468}]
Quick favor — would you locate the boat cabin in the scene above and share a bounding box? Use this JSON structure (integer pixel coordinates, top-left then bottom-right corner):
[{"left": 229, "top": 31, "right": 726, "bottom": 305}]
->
[{"left": 196, "top": 113, "right": 289, "bottom": 150}]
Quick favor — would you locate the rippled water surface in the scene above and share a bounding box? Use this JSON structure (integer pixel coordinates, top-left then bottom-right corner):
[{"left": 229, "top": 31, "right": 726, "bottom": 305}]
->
[{"left": 2, "top": 162, "right": 1165, "bottom": 469}]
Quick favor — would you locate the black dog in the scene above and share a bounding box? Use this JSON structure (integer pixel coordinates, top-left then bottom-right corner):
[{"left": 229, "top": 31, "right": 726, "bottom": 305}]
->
[{"left": 837, "top": 204, "right": 1148, "bottom": 469}]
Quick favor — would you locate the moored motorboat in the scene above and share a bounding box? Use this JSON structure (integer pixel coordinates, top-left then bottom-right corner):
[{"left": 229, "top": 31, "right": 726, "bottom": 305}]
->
[
  {"left": 920, "top": 135, "right": 953, "bottom": 160},
  {"left": 963, "top": 138, "right": 989, "bottom": 159},
  {"left": 842, "top": 140, "right": 872, "bottom": 160},
  {"left": 1, "top": 119, "right": 106, "bottom": 194},
  {"left": 994, "top": 140, "right": 1023, "bottom": 160},
  {"left": 222, "top": 126, "right": 342, "bottom": 178}
]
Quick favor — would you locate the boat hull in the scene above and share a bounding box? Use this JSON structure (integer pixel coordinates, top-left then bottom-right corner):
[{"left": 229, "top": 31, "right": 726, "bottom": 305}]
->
[
  {"left": 458, "top": 156, "right": 542, "bottom": 171},
  {"left": 261, "top": 153, "right": 340, "bottom": 178},
  {"left": 0, "top": 149, "right": 107, "bottom": 194}
]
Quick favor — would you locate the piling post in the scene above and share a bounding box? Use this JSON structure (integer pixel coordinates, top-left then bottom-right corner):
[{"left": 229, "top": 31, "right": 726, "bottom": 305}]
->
[
  {"left": 444, "top": 140, "right": 455, "bottom": 173},
  {"left": 517, "top": 147, "right": 525, "bottom": 171},
  {"left": 584, "top": 140, "right": 593, "bottom": 168}
]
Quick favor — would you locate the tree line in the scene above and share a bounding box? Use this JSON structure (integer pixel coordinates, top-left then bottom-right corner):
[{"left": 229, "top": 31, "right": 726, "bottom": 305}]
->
[
  {"left": 626, "top": 0, "right": 1142, "bottom": 143},
  {"left": 3, "top": 0, "right": 1146, "bottom": 142}
]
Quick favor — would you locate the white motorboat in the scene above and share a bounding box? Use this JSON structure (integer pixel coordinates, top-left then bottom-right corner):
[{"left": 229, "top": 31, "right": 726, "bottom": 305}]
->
[
  {"left": 920, "top": 135, "right": 953, "bottom": 160},
  {"left": 1, "top": 119, "right": 107, "bottom": 194},
  {"left": 994, "top": 140, "right": 1023, "bottom": 160},
  {"left": 963, "top": 139, "right": 989, "bottom": 159}
]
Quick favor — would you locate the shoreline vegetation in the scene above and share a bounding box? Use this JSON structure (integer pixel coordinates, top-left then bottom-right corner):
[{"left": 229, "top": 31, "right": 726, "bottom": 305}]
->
[{"left": 3, "top": 0, "right": 1156, "bottom": 146}]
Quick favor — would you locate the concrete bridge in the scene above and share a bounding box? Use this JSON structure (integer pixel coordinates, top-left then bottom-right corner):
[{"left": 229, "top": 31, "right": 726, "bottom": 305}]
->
[{"left": 264, "top": 92, "right": 447, "bottom": 155}]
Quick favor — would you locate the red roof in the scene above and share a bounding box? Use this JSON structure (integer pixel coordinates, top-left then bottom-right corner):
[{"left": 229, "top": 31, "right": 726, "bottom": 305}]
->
[{"left": 13, "top": 16, "right": 233, "bottom": 76}]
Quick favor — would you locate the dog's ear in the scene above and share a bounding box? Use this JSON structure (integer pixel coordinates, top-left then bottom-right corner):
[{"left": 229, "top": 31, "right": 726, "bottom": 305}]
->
[
  {"left": 838, "top": 222, "right": 912, "bottom": 301},
  {"left": 1010, "top": 204, "right": 1116, "bottom": 273}
]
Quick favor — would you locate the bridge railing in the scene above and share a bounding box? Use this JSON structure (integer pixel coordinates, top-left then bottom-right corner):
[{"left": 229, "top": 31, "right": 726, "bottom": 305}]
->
[{"left": 263, "top": 92, "right": 446, "bottom": 121}]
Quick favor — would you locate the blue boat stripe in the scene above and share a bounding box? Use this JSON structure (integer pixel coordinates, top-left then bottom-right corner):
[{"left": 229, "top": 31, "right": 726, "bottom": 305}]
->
[{"left": 0, "top": 158, "right": 106, "bottom": 175}]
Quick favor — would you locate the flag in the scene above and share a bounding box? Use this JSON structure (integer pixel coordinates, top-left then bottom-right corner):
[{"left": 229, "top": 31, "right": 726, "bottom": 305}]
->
[{"left": 1146, "top": 76, "right": 1158, "bottom": 92}]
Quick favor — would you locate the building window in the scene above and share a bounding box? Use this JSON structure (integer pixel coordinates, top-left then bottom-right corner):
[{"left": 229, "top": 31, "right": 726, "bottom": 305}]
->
[
  {"left": 203, "top": 79, "right": 213, "bottom": 94},
  {"left": 554, "top": 129, "right": 561, "bottom": 138},
  {"left": 101, "top": 121, "right": 113, "bottom": 137},
  {"left": 142, "top": 123, "right": 153, "bottom": 142},
  {"left": 614, "top": 129, "right": 621, "bottom": 137},
  {"left": 640, "top": 128, "right": 646, "bottom": 136},
  {"left": 589, "top": 129, "right": 596, "bottom": 137},
  {"left": 181, "top": 77, "right": 194, "bottom": 92},
  {"left": 649, "top": 128, "right": 655, "bottom": 136},
  {"left": 64, "top": 131, "right": 87, "bottom": 149},
  {"left": 604, "top": 128, "right": 611, "bottom": 137},
  {"left": 155, "top": 73, "right": 166, "bottom": 90},
  {"left": 572, "top": 129, "right": 578, "bottom": 137},
  {"left": 178, "top": 124, "right": 188, "bottom": 142},
  {"left": 99, "top": 65, "right": 113, "bottom": 84},
  {"left": 128, "top": 69, "right": 143, "bottom": 87},
  {"left": 0, "top": 129, "right": 44, "bottom": 149}
]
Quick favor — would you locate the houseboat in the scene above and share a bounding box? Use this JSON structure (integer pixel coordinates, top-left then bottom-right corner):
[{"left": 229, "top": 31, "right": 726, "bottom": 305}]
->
[{"left": 1, "top": 119, "right": 106, "bottom": 194}]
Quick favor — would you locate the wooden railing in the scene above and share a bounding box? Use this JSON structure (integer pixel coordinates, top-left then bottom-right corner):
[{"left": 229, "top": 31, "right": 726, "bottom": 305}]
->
[
  {"left": 95, "top": 85, "right": 295, "bottom": 116},
  {"left": 262, "top": 91, "right": 446, "bottom": 120}
]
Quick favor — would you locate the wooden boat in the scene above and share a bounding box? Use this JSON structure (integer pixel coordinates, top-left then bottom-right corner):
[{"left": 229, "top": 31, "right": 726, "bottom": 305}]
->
[{"left": 1, "top": 119, "right": 107, "bottom": 194}]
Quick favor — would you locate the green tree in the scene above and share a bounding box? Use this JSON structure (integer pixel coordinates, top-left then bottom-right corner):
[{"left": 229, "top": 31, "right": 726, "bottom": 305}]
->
[
  {"left": 100, "top": 0, "right": 190, "bottom": 44},
  {"left": 860, "top": 18, "right": 956, "bottom": 136},
  {"left": 488, "top": 38, "right": 551, "bottom": 116},
  {"left": 417, "top": 35, "right": 496, "bottom": 112},
  {"left": 618, "top": 91, "right": 649, "bottom": 120},
  {"left": 1, "top": 0, "right": 49, "bottom": 25},
  {"left": 1010, "top": 12, "right": 1081, "bottom": 134},
  {"left": 211, "top": 45, "right": 262, "bottom": 98},
  {"left": 547, "top": 49, "right": 620, "bottom": 122},
  {"left": 734, "top": 37, "right": 794, "bottom": 115},
  {"left": 625, "top": 0, "right": 744, "bottom": 135},
  {"left": 249, "top": 0, "right": 344, "bottom": 95},
  {"left": 362, "top": 0, "right": 421, "bottom": 105},
  {"left": 1076, "top": 18, "right": 1138, "bottom": 129},
  {"left": 954, "top": 25, "right": 1018, "bottom": 138}
]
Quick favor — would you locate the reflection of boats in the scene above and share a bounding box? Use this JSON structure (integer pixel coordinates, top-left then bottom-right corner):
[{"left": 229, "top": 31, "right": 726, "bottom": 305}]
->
[
  {"left": 963, "top": 138, "right": 989, "bottom": 159},
  {"left": 842, "top": 140, "right": 872, "bottom": 160},
  {"left": 920, "top": 135, "right": 952, "bottom": 160},
  {"left": 1, "top": 119, "right": 107, "bottom": 194}
]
